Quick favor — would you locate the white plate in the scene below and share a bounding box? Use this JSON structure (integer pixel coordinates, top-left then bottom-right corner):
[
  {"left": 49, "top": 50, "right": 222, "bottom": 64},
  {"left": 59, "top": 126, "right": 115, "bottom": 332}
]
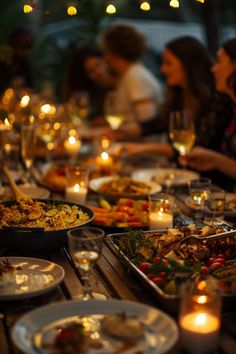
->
[
  {"left": 0, "top": 257, "right": 64, "bottom": 300},
  {"left": 89, "top": 176, "right": 162, "bottom": 199},
  {"left": 11, "top": 299, "right": 179, "bottom": 354},
  {"left": 132, "top": 168, "right": 199, "bottom": 186},
  {"left": 0, "top": 185, "right": 50, "bottom": 200},
  {"left": 185, "top": 193, "right": 236, "bottom": 217}
]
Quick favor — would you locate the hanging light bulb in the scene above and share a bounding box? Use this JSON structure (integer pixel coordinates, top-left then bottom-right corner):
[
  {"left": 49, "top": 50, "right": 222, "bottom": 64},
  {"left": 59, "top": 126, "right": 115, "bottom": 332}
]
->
[
  {"left": 140, "top": 1, "right": 151, "bottom": 11},
  {"left": 106, "top": 2, "right": 116, "bottom": 14},
  {"left": 196, "top": 0, "right": 205, "bottom": 3},
  {"left": 169, "top": 0, "right": 180, "bottom": 8},
  {"left": 23, "top": 0, "right": 38, "bottom": 13},
  {"left": 67, "top": 5, "right": 77, "bottom": 16},
  {"left": 23, "top": 4, "right": 33, "bottom": 13}
]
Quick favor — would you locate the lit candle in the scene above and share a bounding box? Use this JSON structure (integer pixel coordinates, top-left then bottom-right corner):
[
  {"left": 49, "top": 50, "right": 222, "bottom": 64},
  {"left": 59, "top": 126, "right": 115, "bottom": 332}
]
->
[
  {"left": 66, "top": 183, "right": 87, "bottom": 204},
  {"left": 180, "top": 311, "right": 220, "bottom": 354},
  {"left": 149, "top": 211, "right": 173, "bottom": 230},
  {"left": 96, "top": 151, "right": 113, "bottom": 168},
  {"left": 64, "top": 136, "right": 81, "bottom": 155}
]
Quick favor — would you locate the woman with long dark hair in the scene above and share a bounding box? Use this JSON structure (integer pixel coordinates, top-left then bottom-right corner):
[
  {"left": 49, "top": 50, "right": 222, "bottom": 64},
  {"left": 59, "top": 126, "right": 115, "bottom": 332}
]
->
[{"left": 184, "top": 38, "right": 236, "bottom": 188}]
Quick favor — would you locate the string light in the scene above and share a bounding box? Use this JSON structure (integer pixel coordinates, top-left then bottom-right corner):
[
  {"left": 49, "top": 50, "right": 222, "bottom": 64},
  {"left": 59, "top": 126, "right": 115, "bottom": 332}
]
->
[
  {"left": 140, "top": 1, "right": 151, "bottom": 11},
  {"left": 67, "top": 5, "right": 77, "bottom": 16},
  {"left": 196, "top": 0, "right": 205, "bottom": 3},
  {"left": 106, "top": 2, "right": 117, "bottom": 14},
  {"left": 23, "top": 3, "right": 33, "bottom": 13},
  {"left": 169, "top": 0, "right": 180, "bottom": 8}
]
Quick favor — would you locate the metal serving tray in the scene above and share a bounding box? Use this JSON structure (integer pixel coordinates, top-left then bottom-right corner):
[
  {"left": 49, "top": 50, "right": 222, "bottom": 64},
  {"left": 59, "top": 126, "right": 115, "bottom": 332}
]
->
[{"left": 107, "top": 223, "right": 236, "bottom": 312}]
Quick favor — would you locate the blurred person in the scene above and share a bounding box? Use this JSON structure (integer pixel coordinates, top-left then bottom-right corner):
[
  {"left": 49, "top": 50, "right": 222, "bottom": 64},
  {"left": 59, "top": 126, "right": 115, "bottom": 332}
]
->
[
  {"left": 115, "top": 36, "right": 232, "bottom": 155},
  {"left": 184, "top": 38, "right": 236, "bottom": 189},
  {"left": 62, "top": 44, "right": 114, "bottom": 121},
  {"left": 102, "top": 24, "right": 163, "bottom": 139}
]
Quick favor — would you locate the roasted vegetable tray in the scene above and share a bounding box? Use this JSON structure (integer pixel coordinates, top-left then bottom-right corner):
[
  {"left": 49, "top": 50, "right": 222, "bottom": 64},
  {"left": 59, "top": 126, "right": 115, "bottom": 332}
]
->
[{"left": 107, "top": 223, "right": 236, "bottom": 312}]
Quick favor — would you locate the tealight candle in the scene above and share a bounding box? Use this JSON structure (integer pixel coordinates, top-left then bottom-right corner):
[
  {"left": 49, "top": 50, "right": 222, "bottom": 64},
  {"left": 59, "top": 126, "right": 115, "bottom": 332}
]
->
[
  {"left": 149, "top": 211, "right": 173, "bottom": 230},
  {"left": 96, "top": 151, "right": 113, "bottom": 168},
  {"left": 180, "top": 311, "right": 220, "bottom": 354},
  {"left": 179, "top": 290, "right": 222, "bottom": 354},
  {"left": 66, "top": 166, "right": 89, "bottom": 205},
  {"left": 149, "top": 193, "right": 174, "bottom": 230},
  {"left": 64, "top": 136, "right": 81, "bottom": 155},
  {"left": 66, "top": 183, "right": 87, "bottom": 204}
]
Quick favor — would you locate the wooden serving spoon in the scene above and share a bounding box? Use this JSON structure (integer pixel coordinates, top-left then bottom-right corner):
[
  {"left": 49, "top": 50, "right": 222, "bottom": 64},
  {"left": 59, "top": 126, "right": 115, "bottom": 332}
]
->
[{"left": 2, "top": 165, "right": 32, "bottom": 203}]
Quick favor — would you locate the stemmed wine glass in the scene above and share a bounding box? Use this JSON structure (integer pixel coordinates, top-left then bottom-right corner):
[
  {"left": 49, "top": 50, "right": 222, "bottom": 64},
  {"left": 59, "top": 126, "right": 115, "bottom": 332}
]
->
[
  {"left": 68, "top": 227, "right": 105, "bottom": 300},
  {"left": 169, "top": 110, "right": 196, "bottom": 166},
  {"left": 67, "top": 91, "right": 90, "bottom": 127},
  {"left": 21, "top": 124, "right": 37, "bottom": 184},
  {"left": 104, "top": 91, "right": 125, "bottom": 130}
]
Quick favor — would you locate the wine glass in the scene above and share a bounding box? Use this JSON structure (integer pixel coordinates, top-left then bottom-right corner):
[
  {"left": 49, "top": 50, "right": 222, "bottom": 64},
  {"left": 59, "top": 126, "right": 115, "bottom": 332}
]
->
[
  {"left": 68, "top": 227, "right": 105, "bottom": 300},
  {"left": 188, "top": 177, "right": 211, "bottom": 225},
  {"left": 67, "top": 91, "right": 90, "bottom": 127},
  {"left": 21, "top": 124, "right": 37, "bottom": 184},
  {"left": 104, "top": 91, "right": 125, "bottom": 130},
  {"left": 37, "top": 116, "right": 63, "bottom": 160},
  {"left": 169, "top": 110, "right": 196, "bottom": 164}
]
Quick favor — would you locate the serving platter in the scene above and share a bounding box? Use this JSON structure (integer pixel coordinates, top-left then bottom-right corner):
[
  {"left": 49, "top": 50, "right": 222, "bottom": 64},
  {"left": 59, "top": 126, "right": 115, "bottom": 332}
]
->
[
  {"left": 107, "top": 224, "right": 236, "bottom": 311},
  {"left": 11, "top": 299, "right": 179, "bottom": 354}
]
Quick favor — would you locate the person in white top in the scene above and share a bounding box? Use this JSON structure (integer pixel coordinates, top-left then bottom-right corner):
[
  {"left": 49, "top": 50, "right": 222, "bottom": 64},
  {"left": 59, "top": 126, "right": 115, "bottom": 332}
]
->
[{"left": 103, "top": 24, "right": 163, "bottom": 140}]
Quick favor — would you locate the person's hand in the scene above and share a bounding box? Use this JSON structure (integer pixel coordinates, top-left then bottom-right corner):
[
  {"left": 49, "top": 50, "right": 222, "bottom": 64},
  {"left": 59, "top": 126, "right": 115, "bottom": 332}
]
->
[
  {"left": 111, "top": 143, "right": 143, "bottom": 157},
  {"left": 181, "top": 146, "right": 219, "bottom": 171}
]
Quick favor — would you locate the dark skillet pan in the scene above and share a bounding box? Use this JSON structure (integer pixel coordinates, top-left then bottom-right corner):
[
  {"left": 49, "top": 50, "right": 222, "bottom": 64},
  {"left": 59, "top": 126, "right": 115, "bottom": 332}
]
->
[{"left": 0, "top": 199, "right": 94, "bottom": 254}]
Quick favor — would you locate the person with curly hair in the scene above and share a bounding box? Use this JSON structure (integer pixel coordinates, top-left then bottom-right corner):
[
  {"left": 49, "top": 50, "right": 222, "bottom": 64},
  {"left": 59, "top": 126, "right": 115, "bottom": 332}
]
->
[{"left": 102, "top": 24, "right": 163, "bottom": 139}]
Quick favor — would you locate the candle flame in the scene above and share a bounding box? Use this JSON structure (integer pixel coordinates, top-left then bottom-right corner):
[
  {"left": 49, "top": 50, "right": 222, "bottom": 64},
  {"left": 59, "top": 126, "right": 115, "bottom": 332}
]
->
[
  {"left": 20, "top": 95, "right": 30, "bottom": 107},
  {"left": 41, "top": 104, "right": 56, "bottom": 115},
  {"left": 74, "top": 184, "right": 80, "bottom": 192},
  {"left": 194, "top": 313, "right": 207, "bottom": 326},
  {"left": 69, "top": 136, "right": 76, "bottom": 145},
  {"left": 101, "top": 151, "right": 109, "bottom": 160},
  {"left": 196, "top": 295, "right": 208, "bottom": 304}
]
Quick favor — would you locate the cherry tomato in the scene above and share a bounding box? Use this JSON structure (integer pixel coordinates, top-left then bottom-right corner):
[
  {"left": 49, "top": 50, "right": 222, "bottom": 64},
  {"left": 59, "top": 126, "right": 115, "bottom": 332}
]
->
[
  {"left": 138, "top": 262, "right": 152, "bottom": 273},
  {"left": 201, "top": 266, "right": 209, "bottom": 276},
  {"left": 153, "top": 256, "right": 161, "bottom": 264},
  {"left": 159, "top": 271, "right": 167, "bottom": 278},
  {"left": 152, "top": 277, "right": 164, "bottom": 284},
  {"left": 210, "top": 262, "right": 224, "bottom": 269},
  {"left": 214, "top": 258, "right": 225, "bottom": 264}
]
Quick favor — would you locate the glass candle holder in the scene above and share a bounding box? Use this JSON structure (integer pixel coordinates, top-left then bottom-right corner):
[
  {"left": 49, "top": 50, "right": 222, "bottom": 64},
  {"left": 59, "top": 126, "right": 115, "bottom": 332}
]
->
[
  {"left": 179, "top": 285, "right": 222, "bottom": 354},
  {"left": 66, "top": 166, "right": 89, "bottom": 204},
  {"left": 149, "top": 193, "right": 174, "bottom": 230}
]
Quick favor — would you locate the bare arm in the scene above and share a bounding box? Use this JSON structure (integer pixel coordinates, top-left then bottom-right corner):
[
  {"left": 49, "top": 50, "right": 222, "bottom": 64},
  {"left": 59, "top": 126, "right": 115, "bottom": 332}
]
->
[
  {"left": 184, "top": 147, "right": 236, "bottom": 180},
  {"left": 113, "top": 142, "right": 174, "bottom": 158}
]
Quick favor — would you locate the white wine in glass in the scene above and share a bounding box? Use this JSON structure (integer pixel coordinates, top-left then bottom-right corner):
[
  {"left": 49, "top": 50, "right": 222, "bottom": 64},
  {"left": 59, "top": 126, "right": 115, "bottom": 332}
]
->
[
  {"left": 21, "top": 125, "right": 37, "bottom": 180},
  {"left": 104, "top": 91, "right": 125, "bottom": 130},
  {"left": 68, "top": 227, "right": 105, "bottom": 300},
  {"left": 169, "top": 111, "right": 196, "bottom": 156}
]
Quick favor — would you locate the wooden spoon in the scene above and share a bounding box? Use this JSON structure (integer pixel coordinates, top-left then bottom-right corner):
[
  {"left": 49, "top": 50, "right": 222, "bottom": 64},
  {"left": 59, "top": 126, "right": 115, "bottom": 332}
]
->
[{"left": 2, "top": 165, "right": 32, "bottom": 203}]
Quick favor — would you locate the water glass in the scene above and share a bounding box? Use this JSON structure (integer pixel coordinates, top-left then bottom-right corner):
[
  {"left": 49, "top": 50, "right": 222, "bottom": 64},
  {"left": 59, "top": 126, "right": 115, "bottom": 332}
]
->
[
  {"left": 207, "top": 187, "right": 226, "bottom": 223},
  {"left": 188, "top": 178, "right": 211, "bottom": 225},
  {"left": 68, "top": 226, "right": 105, "bottom": 300}
]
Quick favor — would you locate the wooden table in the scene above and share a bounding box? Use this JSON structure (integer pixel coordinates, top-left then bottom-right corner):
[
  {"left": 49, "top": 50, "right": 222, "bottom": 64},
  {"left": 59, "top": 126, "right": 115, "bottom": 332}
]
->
[{"left": 0, "top": 236, "right": 236, "bottom": 354}]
